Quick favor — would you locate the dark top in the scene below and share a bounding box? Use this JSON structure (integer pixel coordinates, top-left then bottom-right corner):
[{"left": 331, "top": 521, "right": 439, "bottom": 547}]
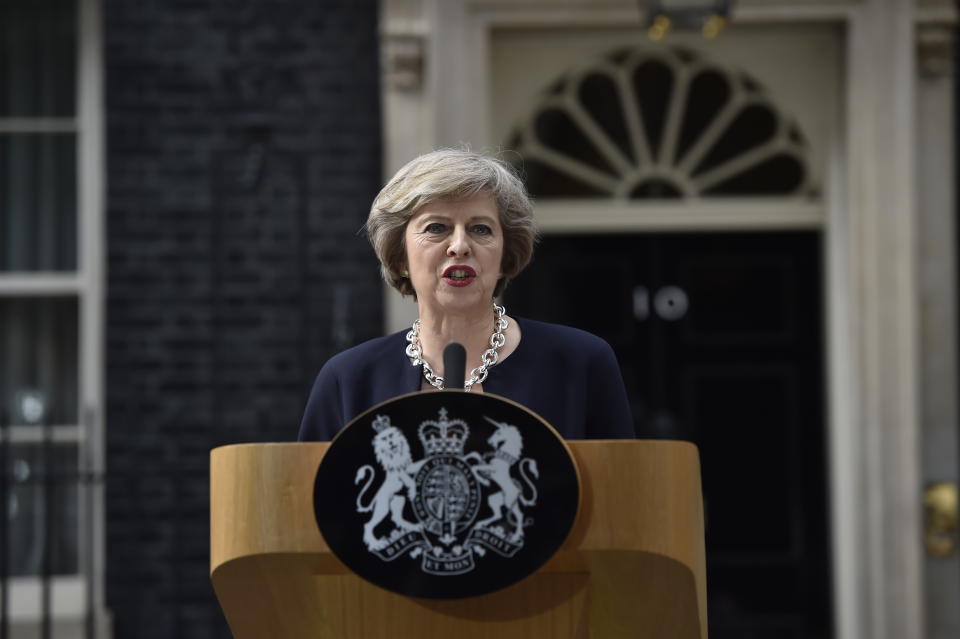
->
[{"left": 298, "top": 317, "right": 635, "bottom": 441}]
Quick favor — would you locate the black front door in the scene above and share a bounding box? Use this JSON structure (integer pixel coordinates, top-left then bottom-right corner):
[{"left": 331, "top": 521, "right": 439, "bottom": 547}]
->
[{"left": 504, "top": 231, "right": 831, "bottom": 639}]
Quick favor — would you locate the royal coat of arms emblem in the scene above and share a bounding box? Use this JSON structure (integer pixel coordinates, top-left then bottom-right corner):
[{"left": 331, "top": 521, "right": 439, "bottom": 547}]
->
[
  {"left": 355, "top": 408, "right": 539, "bottom": 575},
  {"left": 314, "top": 391, "right": 578, "bottom": 599}
]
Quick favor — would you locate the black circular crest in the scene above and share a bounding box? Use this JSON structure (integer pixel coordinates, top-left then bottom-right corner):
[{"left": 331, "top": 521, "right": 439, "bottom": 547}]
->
[{"left": 313, "top": 391, "right": 580, "bottom": 599}]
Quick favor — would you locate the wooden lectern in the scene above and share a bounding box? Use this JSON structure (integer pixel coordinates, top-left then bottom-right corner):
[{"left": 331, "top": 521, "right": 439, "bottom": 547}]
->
[{"left": 210, "top": 441, "right": 706, "bottom": 638}]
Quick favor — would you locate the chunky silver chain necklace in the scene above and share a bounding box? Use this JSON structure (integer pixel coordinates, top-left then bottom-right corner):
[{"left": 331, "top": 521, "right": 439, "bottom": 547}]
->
[{"left": 405, "top": 303, "right": 508, "bottom": 391}]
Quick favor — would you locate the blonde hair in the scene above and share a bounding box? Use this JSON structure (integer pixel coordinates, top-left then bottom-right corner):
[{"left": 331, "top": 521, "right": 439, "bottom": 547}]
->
[{"left": 366, "top": 149, "right": 537, "bottom": 298}]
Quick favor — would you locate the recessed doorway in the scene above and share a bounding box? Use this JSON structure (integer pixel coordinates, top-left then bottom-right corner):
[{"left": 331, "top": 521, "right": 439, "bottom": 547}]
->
[{"left": 505, "top": 231, "right": 831, "bottom": 638}]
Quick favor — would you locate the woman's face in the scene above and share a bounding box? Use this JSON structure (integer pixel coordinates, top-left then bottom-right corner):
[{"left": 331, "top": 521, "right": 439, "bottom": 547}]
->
[{"left": 403, "top": 191, "right": 503, "bottom": 315}]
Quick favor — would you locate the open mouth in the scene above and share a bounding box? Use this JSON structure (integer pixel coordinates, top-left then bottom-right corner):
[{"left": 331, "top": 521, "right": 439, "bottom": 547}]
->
[{"left": 443, "top": 265, "right": 476, "bottom": 285}]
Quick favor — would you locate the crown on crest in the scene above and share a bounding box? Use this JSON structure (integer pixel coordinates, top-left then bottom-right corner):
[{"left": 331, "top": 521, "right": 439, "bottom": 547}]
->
[{"left": 418, "top": 407, "right": 469, "bottom": 456}]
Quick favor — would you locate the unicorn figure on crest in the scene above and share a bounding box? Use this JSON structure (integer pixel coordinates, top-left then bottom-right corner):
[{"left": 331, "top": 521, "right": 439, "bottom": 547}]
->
[{"left": 465, "top": 417, "right": 539, "bottom": 543}]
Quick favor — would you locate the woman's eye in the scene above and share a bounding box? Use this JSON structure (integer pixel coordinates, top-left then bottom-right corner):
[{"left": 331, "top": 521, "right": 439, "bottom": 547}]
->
[
  {"left": 425, "top": 222, "right": 446, "bottom": 234},
  {"left": 471, "top": 224, "right": 493, "bottom": 235}
]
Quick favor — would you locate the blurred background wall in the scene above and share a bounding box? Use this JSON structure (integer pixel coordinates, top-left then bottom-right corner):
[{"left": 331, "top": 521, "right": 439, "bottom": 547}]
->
[
  {"left": 3, "top": 0, "right": 383, "bottom": 637},
  {"left": 103, "top": 0, "right": 383, "bottom": 637}
]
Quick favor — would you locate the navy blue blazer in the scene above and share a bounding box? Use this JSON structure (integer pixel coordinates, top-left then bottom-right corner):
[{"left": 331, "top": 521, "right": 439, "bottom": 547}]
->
[{"left": 298, "top": 317, "right": 635, "bottom": 441}]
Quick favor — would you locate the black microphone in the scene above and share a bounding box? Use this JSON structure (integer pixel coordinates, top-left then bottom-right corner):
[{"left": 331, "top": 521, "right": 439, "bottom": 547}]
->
[{"left": 443, "top": 342, "right": 466, "bottom": 390}]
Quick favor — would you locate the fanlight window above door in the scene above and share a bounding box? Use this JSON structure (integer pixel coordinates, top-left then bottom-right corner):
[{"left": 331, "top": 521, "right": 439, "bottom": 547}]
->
[{"left": 507, "top": 46, "right": 814, "bottom": 199}]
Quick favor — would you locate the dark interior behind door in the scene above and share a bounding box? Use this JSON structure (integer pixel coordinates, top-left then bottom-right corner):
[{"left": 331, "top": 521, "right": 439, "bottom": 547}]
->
[{"left": 505, "top": 231, "right": 831, "bottom": 639}]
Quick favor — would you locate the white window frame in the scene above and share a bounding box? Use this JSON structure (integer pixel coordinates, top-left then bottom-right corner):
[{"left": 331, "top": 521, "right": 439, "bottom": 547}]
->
[{"left": 0, "top": 0, "right": 106, "bottom": 633}]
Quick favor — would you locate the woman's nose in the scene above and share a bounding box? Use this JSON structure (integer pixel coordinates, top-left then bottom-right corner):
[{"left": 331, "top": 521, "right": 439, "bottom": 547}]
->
[{"left": 447, "top": 227, "right": 471, "bottom": 257}]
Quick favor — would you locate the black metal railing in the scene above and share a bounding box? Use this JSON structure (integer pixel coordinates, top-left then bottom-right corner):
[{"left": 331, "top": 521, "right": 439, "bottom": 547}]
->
[{"left": 0, "top": 404, "right": 102, "bottom": 639}]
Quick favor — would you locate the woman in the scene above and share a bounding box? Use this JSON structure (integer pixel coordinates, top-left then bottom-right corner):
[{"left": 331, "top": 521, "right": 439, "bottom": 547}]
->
[{"left": 298, "top": 149, "right": 634, "bottom": 440}]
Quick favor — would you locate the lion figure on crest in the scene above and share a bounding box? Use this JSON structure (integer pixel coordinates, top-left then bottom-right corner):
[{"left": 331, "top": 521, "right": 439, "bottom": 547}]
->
[{"left": 355, "top": 416, "right": 424, "bottom": 551}]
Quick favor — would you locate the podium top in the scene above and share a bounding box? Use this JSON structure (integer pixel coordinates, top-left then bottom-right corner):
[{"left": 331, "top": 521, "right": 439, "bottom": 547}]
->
[{"left": 211, "top": 440, "right": 706, "bottom": 638}]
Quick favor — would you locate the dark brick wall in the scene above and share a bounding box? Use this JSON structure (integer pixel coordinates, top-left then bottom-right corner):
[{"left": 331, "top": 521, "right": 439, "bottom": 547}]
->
[{"left": 103, "top": 1, "right": 382, "bottom": 636}]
